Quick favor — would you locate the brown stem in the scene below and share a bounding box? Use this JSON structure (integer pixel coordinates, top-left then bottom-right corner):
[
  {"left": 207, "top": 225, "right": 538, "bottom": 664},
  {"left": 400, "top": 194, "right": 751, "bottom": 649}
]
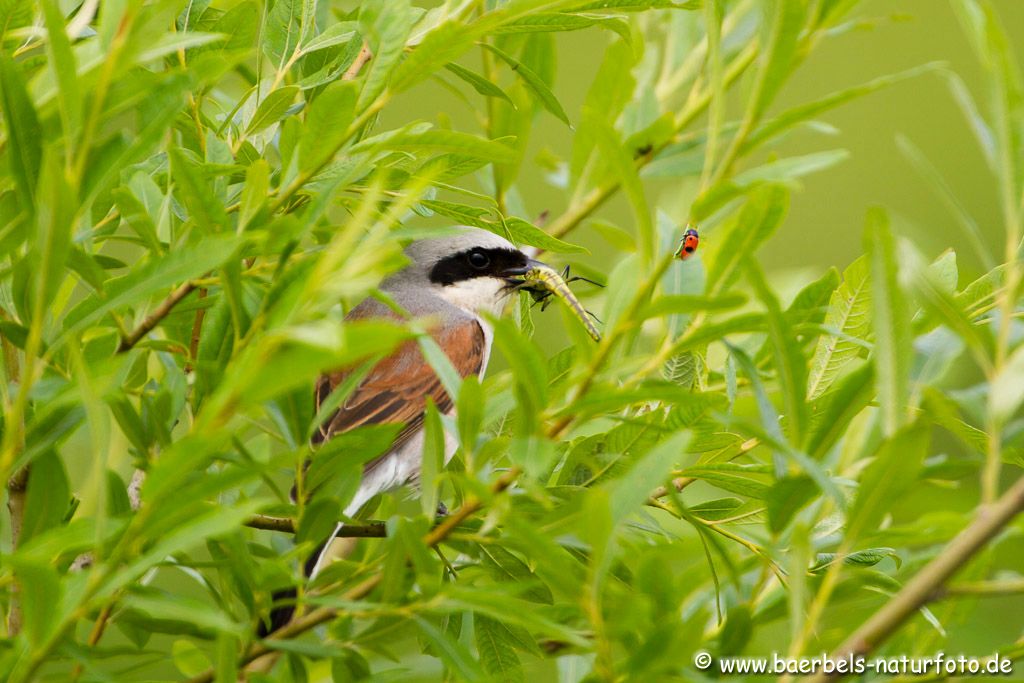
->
[
  {"left": 185, "top": 287, "right": 208, "bottom": 373},
  {"left": 6, "top": 466, "right": 29, "bottom": 635},
  {"left": 244, "top": 515, "right": 386, "bottom": 537},
  {"left": 344, "top": 43, "right": 372, "bottom": 81},
  {"left": 804, "top": 475, "right": 1024, "bottom": 682},
  {"left": 117, "top": 281, "right": 197, "bottom": 353}
]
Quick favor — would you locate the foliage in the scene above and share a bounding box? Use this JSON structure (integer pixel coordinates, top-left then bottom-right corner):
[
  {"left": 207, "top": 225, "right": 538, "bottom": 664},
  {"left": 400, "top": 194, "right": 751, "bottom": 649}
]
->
[{"left": 0, "top": 0, "right": 1022, "bottom": 681}]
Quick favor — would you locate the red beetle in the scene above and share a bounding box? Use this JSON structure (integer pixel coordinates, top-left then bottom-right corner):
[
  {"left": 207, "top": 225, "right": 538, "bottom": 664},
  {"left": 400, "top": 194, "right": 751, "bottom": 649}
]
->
[{"left": 675, "top": 227, "right": 700, "bottom": 260}]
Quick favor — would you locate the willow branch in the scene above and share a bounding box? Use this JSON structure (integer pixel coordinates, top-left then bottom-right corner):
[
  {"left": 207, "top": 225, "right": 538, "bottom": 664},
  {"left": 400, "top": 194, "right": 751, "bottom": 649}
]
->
[
  {"left": 805, "top": 474, "right": 1024, "bottom": 682},
  {"left": 244, "top": 515, "right": 386, "bottom": 538},
  {"left": 117, "top": 281, "right": 196, "bottom": 352}
]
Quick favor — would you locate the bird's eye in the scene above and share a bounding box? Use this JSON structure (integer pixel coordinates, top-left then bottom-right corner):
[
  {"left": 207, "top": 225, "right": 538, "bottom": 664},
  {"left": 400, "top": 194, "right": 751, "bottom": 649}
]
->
[{"left": 468, "top": 251, "right": 490, "bottom": 269}]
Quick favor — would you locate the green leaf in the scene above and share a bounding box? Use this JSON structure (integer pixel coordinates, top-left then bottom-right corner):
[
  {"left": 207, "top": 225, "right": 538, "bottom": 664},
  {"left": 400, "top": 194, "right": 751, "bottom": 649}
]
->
[
  {"left": 607, "top": 431, "right": 691, "bottom": 523},
  {"left": 482, "top": 42, "right": 570, "bottom": 126},
  {"left": 31, "top": 151, "right": 74, "bottom": 314},
  {"left": 391, "top": 21, "right": 481, "bottom": 94},
  {"left": 0, "top": 54, "right": 43, "bottom": 207},
  {"left": 247, "top": 86, "right": 299, "bottom": 133},
  {"left": 170, "top": 148, "right": 231, "bottom": 232},
  {"left": 298, "top": 79, "right": 357, "bottom": 173},
  {"left": 475, "top": 615, "right": 524, "bottom": 683},
  {"left": 239, "top": 159, "right": 270, "bottom": 231},
  {"left": 991, "top": 345, "right": 1024, "bottom": 424},
  {"left": 355, "top": 129, "right": 516, "bottom": 163},
  {"left": 806, "top": 254, "right": 871, "bottom": 399},
  {"left": 705, "top": 187, "right": 788, "bottom": 296},
  {"left": 847, "top": 422, "right": 928, "bottom": 542},
  {"left": 10, "top": 559, "right": 62, "bottom": 646},
  {"left": 420, "top": 401, "right": 445, "bottom": 518},
  {"left": 444, "top": 63, "right": 512, "bottom": 103},
  {"left": 41, "top": 0, "right": 82, "bottom": 142},
  {"left": 766, "top": 475, "right": 816, "bottom": 534},
  {"left": 357, "top": 1, "right": 413, "bottom": 109},
  {"left": 414, "top": 616, "right": 486, "bottom": 682},
  {"left": 264, "top": 0, "right": 317, "bottom": 65},
  {"left": 21, "top": 449, "right": 71, "bottom": 544},
  {"left": 746, "top": 259, "right": 807, "bottom": 443},
  {"left": 501, "top": 217, "right": 586, "bottom": 253},
  {"left": 748, "top": 0, "right": 805, "bottom": 121},
  {"left": 865, "top": 208, "right": 911, "bottom": 436},
  {"left": 810, "top": 547, "right": 901, "bottom": 573}
]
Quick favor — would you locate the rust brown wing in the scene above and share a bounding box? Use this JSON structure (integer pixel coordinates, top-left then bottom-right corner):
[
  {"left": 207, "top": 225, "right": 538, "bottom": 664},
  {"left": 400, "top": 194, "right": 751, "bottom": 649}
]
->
[{"left": 313, "top": 317, "right": 486, "bottom": 467}]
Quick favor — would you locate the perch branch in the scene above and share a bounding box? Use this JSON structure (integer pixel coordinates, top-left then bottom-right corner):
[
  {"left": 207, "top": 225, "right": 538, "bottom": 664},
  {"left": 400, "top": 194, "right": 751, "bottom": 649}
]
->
[
  {"left": 244, "top": 515, "right": 386, "bottom": 538},
  {"left": 117, "top": 281, "right": 197, "bottom": 352},
  {"left": 804, "top": 474, "right": 1024, "bottom": 682}
]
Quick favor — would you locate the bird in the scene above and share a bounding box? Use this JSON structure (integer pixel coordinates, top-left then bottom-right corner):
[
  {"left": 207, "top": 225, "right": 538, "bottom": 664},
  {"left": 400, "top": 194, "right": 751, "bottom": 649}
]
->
[{"left": 263, "top": 226, "right": 565, "bottom": 633}]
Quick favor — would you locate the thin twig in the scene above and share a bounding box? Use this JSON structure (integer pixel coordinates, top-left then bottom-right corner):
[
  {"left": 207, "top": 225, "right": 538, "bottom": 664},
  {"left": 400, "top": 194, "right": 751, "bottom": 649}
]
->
[
  {"left": 244, "top": 515, "right": 386, "bottom": 538},
  {"left": 117, "top": 281, "right": 196, "bottom": 352},
  {"left": 6, "top": 466, "right": 29, "bottom": 635},
  {"left": 344, "top": 43, "right": 372, "bottom": 80},
  {"left": 804, "top": 475, "right": 1024, "bottom": 682}
]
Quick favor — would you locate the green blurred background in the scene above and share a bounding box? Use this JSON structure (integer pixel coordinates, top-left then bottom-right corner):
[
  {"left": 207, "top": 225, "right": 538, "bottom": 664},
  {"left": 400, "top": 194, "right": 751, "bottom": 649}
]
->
[{"left": 385, "top": 1, "right": 1024, "bottom": 282}]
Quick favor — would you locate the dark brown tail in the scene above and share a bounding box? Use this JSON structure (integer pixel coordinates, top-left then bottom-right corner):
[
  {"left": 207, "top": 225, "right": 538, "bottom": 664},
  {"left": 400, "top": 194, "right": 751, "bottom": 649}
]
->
[{"left": 259, "top": 540, "right": 327, "bottom": 636}]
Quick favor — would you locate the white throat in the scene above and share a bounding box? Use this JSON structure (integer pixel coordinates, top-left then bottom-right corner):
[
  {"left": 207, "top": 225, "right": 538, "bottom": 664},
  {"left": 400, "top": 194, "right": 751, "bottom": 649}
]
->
[{"left": 434, "top": 277, "right": 510, "bottom": 317}]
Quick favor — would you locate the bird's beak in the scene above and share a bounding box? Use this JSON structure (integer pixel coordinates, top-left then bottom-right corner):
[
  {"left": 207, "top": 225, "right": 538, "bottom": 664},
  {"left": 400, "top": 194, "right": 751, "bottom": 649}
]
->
[{"left": 501, "top": 259, "right": 601, "bottom": 342}]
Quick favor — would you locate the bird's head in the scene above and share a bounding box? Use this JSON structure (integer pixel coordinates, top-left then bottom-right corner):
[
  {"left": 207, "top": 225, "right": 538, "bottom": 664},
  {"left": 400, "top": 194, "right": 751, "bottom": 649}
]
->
[{"left": 393, "top": 227, "right": 600, "bottom": 340}]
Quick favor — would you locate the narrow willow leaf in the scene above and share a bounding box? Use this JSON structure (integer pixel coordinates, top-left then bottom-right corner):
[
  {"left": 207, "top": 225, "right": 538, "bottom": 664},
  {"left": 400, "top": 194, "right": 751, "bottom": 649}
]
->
[
  {"left": 355, "top": 129, "right": 516, "bottom": 163},
  {"left": 748, "top": 0, "right": 805, "bottom": 121},
  {"left": 264, "top": 0, "right": 317, "bottom": 65},
  {"left": 705, "top": 186, "right": 788, "bottom": 296},
  {"left": 847, "top": 422, "right": 928, "bottom": 542},
  {"left": 390, "top": 21, "right": 481, "bottom": 94},
  {"left": 33, "top": 151, "right": 74, "bottom": 313},
  {"left": 414, "top": 616, "right": 487, "bottom": 681},
  {"left": 298, "top": 79, "right": 357, "bottom": 173},
  {"left": 457, "top": 375, "right": 484, "bottom": 459},
  {"left": 866, "top": 208, "right": 911, "bottom": 436},
  {"left": 0, "top": 54, "right": 43, "bottom": 207},
  {"left": 607, "top": 431, "right": 691, "bottom": 522},
  {"left": 475, "top": 615, "right": 525, "bottom": 683},
  {"left": 238, "top": 159, "right": 269, "bottom": 231},
  {"left": 9, "top": 559, "right": 62, "bottom": 646},
  {"left": 170, "top": 148, "right": 230, "bottom": 232},
  {"left": 501, "top": 217, "right": 586, "bottom": 253},
  {"left": 444, "top": 63, "right": 513, "bottom": 103},
  {"left": 991, "top": 345, "right": 1024, "bottom": 424},
  {"left": 482, "top": 42, "right": 570, "bottom": 126},
  {"left": 246, "top": 86, "right": 299, "bottom": 133},
  {"left": 420, "top": 401, "right": 444, "bottom": 518},
  {"left": 806, "top": 254, "right": 871, "bottom": 399},
  {"left": 357, "top": 1, "right": 413, "bottom": 109},
  {"left": 810, "top": 547, "right": 901, "bottom": 573},
  {"left": 766, "top": 475, "right": 816, "bottom": 533},
  {"left": 21, "top": 449, "right": 71, "bottom": 544},
  {"left": 896, "top": 134, "right": 993, "bottom": 268},
  {"left": 804, "top": 363, "right": 873, "bottom": 460},
  {"left": 743, "top": 64, "right": 937, "bottom": 154},
  {"left": 42, "top": 0, "right": 82, "bottom": 141},
  {"left": 746, "top": 259, "right": 808, "bottom": 443}
]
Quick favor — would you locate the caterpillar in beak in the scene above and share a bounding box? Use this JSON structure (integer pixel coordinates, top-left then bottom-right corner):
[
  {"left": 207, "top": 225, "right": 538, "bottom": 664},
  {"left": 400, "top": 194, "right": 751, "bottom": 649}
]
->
[{"left": 515, "top": 263, "right": 602, "bottom": 342}]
